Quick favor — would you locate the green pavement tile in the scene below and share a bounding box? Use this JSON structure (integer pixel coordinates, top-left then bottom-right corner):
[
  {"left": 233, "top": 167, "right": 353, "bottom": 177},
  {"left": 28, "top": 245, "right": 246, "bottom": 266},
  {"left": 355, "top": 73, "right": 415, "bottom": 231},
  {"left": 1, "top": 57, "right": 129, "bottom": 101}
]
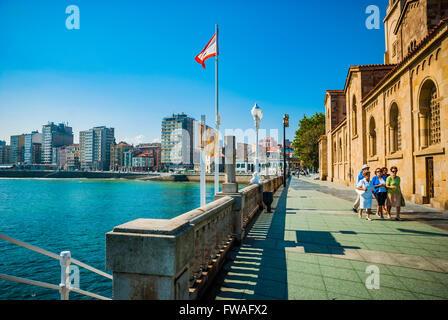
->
[
  {"left": 260, "top": 257, "right": 288, "bottom": 270},
  {"left": 368, "top": 287, "right": 418, "bottom": 300},
  {"left": 286, "top": 260, "right": 323, "bottom": 277},
  {"left": 355, "top": 271, "right": 409, "bottom": 291},
  {"left": 430, "top": 251, "right": 448, "bottom": 259},
  {"left": 316, "top": 255, "right": 351, "bottom": 268},
  {"left": 287, "top": 284, "right": 328, "bottom": 300},
  {"left": 386, "top": 265, "right": 441, "bottom": 282},
  {"left": 247, "top": 279, "right": 287, "bottom": 299},
  {"left": 322, "top": 277, "right": 373, "bottom": 300},
  {"left": 349, "top": 261, "right": 393, "bottom": 275},
  {"left": 287, "top": 272, "right": 326, "bottom": 291},
  {"left": 327, "top": 293, "right": 368, "bottom": 300},
  {"left": 320, "top": 265, "right": 361, "bottom": 282},
  {"left": 317, "top": 256, "right": 354, "bottom": 269},
  {"left": 392, "top": 247, "right": 432, "bottom": 257},
  {"left": 285, "top": 252, "right": 320, "bottom": 265},
  {"left": 257, "top": 266, "right": 288, "bottom": 283},
  {"left": 426, "top": 271, "right": 448, "bottom": 285},
  {"left": 414, "top": 293, "right": 445, "bottom": 300},
  {"left": 398, "top": 277, "right": 448, "bottom": 298}
]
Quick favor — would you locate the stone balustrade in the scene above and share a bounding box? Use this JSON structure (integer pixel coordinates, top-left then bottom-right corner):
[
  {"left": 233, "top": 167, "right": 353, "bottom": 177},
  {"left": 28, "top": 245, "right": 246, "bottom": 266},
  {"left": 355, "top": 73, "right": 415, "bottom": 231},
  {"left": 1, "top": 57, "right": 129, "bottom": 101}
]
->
[
  {"left": 105, "top": 176, "right": 283, "bottom": 300},
  {"left": 105, "top": 135, "right": 284, "bottom": 300}
]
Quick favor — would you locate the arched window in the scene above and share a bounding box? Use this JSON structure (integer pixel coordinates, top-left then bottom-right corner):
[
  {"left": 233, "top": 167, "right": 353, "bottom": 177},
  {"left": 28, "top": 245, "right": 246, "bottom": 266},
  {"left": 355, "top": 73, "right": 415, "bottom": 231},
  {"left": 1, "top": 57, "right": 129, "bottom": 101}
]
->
[
  {"left": 389, "top": 103, "right": 401, "bottom": 153},
  {"left": 369, "top": 117, "right": 377, "bottom": 157},
  {"left": 419, "top": 80, "right": 441, "bottom": 148},
  {"left": 352, "top": 96, "right": 358, "bottom": 136}
]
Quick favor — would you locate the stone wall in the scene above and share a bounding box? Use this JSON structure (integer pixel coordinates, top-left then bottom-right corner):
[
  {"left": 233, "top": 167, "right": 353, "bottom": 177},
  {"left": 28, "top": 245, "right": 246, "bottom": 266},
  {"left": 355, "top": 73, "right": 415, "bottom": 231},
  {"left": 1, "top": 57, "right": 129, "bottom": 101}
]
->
[{"left": 105, "top": 176, "right": 284, "bottom": 300}]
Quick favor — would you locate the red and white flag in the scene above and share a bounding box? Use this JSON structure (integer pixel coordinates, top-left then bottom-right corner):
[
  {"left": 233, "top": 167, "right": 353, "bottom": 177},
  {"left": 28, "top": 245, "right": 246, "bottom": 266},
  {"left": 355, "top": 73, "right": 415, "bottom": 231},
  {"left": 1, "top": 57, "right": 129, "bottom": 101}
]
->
[{"left": 195, "top": 33, "right": 218, "bottom": 69}]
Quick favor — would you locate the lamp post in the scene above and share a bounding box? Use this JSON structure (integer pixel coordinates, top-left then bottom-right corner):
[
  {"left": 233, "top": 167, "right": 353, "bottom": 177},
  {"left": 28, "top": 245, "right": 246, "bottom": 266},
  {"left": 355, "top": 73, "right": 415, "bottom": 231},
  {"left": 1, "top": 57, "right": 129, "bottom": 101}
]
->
[
  {"left": 283, "top": 114, "right": 289, "bottom": 187},
  {"left": 250, "top": 103, "right": 263, "bottom": 184}
]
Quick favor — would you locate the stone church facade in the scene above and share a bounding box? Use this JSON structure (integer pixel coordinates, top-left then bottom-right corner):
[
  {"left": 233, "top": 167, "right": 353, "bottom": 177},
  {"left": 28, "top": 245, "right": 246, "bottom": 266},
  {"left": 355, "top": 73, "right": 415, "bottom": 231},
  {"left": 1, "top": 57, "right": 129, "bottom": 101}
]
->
[{"left": 318, "top": 0, "right": 448, "bottom": 210}]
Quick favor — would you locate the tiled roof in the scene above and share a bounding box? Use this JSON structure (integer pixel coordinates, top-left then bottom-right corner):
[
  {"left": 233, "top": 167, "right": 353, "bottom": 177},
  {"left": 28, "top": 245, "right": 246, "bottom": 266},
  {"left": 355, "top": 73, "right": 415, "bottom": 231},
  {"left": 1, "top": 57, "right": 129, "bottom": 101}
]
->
[{"left": 362, "top": 17, "right": 448, "bottom": 103}]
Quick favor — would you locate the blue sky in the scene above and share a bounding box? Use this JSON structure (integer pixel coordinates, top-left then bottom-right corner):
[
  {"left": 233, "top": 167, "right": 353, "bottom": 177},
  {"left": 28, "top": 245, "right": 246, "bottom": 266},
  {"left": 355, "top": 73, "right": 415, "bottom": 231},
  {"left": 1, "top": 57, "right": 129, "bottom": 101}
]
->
[{"left": 0, "top": 0, "right": 388, "bottom": 145}]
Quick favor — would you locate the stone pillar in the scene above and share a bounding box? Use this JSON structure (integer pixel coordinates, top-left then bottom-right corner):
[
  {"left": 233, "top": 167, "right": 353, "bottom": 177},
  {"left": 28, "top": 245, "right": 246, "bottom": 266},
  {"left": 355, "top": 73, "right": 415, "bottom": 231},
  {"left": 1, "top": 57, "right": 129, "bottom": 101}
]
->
[
  {"left": 390, "top": 125, "right": 396, "bottom": 153},
  {"left": 106, "top": 218, "right": 194, "bottom": 300},
  {"left": 419, "top": 113, "right": 428, "bottom": 149},
  {"left": 221, "top": 136, "right": 238, "bottom": 194},
  {"left": 215, "top": 136, "right": 243, "bottom": 241}
]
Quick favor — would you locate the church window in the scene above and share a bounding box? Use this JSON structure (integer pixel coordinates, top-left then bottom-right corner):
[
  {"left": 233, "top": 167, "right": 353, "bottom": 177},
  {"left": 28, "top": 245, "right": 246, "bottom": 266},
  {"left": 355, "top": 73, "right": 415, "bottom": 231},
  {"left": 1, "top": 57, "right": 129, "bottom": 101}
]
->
[
  {"left": 369, "top": 117, "right": 377, "bottom": 157},
  {"left": 419, "top": 80, "right": 441, "bottom": 149}
]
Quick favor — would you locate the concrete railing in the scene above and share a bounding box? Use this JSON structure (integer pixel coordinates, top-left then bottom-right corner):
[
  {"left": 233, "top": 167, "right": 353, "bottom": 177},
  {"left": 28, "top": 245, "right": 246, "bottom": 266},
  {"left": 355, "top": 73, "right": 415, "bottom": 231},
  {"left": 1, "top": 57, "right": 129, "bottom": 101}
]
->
[{"left": 105, "top": 175, "right": 284, "bottom": 300}]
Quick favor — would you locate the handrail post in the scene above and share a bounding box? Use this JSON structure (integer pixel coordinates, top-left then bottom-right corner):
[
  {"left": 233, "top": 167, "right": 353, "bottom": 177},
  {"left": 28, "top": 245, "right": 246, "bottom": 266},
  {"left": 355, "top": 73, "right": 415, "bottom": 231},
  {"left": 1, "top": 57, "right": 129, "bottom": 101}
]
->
[{"left": 59, "top": 251, "right": 71, "bottom": 300}]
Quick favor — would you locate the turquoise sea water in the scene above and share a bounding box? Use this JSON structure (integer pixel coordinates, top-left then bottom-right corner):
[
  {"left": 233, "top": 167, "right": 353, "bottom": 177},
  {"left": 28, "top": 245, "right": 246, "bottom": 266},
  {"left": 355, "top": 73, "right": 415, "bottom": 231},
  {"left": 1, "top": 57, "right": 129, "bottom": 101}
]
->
[{"left": 0, "top": 178, "right": 219, "bottom": 300}]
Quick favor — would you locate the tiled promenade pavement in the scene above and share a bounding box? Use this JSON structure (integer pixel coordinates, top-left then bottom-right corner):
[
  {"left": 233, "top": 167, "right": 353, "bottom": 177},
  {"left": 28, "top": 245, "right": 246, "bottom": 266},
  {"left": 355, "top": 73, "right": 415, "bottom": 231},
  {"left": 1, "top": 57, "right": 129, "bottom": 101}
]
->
[{"left": 212, "top": 176, "right": 448, "bottom": 300}]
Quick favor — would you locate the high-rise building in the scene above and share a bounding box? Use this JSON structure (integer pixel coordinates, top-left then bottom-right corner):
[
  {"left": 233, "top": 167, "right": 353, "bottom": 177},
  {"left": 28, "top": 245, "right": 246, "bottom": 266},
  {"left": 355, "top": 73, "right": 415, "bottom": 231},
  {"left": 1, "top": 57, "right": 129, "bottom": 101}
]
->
[
  {"left": 24, "top": 131, "right": 42, "bottom": 164},
  {"left": 110, "top": 142, "right": 133, "bottom": 171},
  {"left": 0, "top": 141, "right": 5, "bottom": 146},
  {"left": 41, "top": 123, "right": 73, "bottom": 165},
  {"left": 9, "top": 134, "right": 25, "bottom": 164},
  {"left": 161, "top": 113, "right": 194, "bottom": 170},
  {"left": 79, "top": 126, "right": 115, "bottom": 171},
  {"left": 66, "top": 144, "right": 80, "bottom": 170},
  {"left": 0, "top": 145, "right": 10, "bottom": 164}
]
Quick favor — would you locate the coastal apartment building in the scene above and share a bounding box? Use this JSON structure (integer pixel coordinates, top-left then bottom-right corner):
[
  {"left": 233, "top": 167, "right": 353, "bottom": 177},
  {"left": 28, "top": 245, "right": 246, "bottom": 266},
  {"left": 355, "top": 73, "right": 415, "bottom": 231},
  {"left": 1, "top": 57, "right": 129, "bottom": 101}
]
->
[
  {"left": 24, "top": 131, "right": 42, "bottom": 164},
  {"left": 136, "top": 143, "right": 161, "bottom": 170},
  {"left": 41, "top": 122, "right": 73, "bottom": 165},
  {"left": 318, "top": 0, "right": 448, "bottom": 210},
  {"left": 0, "top": 145, "right": 10, "bottom": 165},
  {"left": 132, "top": 153, "right": 154, "bottom": 172},
  {"left": 66, "top": 144, "right": 80, "bottom": 170},
  {"left": 79, "top": 126, "right": 115, "bottom": 171},
  {"left": 52, "top": 146, "right": 67, "bottom": 169},
  {"left": 110, "top": 142, "right": 133, "bottom": 171},
  {"left": 161, "top": 113, "right": 194, "bottom": 170},
  {"left": 9, "top": 134, "right": 25, "bottom": 164}
]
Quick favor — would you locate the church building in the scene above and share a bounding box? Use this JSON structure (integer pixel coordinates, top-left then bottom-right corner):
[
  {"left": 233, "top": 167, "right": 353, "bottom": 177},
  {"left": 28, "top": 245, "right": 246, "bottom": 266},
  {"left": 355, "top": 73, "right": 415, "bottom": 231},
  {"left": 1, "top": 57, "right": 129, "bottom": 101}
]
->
[{"left": 318, "top": 0, "right": 448, "bottom": 210}]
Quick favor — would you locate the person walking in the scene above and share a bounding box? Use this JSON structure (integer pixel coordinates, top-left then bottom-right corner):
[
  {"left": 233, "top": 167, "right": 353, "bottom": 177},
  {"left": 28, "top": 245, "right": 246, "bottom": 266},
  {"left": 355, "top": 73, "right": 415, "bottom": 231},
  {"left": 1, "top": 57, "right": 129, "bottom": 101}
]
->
[
  {"left": 371, "top": 168, "right": 390, "bottom": 219},
  {"left": 353, "top": 164, "right": 370, "bottom": 213},
  {"left": 386, "top": 166, "right": 403, "bottom": 221},
  {"left": 381, "top": 167, "right": 390, "bottom": 214},
  {"left": 356, "top": 170, "right": 374, "bottom": 221}
]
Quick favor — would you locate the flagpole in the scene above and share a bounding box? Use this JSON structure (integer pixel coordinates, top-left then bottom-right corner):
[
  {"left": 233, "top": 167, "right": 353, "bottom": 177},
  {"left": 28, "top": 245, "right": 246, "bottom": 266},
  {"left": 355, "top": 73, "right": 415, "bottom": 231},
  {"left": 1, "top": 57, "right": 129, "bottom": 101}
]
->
[
  {"left": 200, "top": 115, "right": 206, "bottom": 207},
  {"left": 214, "top": 24, "right": 219, "bottom": 195}
]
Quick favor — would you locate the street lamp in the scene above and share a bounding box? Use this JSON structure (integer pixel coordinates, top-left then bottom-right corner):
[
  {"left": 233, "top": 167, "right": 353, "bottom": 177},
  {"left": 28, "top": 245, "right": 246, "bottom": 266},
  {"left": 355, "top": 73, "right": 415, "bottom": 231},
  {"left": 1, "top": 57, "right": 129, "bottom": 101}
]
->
[
  {"left": 250, "top": 103, "right": 263, "bottom": 184},
  {"left": 283, "top": 114, "right": 289, "bottom": 187}
]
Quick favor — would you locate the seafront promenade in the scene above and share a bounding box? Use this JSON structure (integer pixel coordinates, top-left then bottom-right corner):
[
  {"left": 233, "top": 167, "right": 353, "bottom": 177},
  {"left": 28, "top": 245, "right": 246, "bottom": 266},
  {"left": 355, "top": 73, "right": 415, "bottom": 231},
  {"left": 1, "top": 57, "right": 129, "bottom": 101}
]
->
[{"left": 212, "top": 176, "right": 448, "bottom": 300}]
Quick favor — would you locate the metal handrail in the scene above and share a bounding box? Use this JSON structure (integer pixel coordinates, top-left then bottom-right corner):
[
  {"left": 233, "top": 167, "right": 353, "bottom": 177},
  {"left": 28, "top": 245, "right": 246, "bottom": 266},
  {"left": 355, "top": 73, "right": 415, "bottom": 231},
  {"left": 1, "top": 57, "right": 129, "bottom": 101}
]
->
[
  {"left": 0, "top": 232, "right": 112, "bottom": 300},
  {"left": 0, "top": 233, "right": 61, "bottom": 260},
  {"left": 0, "top": 273, "right": 61, "bottom": 291}
]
